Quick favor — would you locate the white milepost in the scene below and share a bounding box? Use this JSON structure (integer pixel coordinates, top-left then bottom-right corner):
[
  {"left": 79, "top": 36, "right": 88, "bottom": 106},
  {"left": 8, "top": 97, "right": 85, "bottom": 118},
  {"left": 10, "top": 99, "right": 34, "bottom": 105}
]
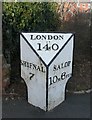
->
[{"left": 20, "top": 33, "right": 74, "bottom": 111}]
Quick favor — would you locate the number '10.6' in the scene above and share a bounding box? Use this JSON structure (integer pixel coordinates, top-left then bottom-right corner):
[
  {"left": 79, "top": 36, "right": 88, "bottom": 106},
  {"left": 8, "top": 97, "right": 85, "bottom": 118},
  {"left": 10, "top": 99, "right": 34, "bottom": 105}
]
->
[{"left": 37, "top": 43, "right": 59, "bottom": 51}]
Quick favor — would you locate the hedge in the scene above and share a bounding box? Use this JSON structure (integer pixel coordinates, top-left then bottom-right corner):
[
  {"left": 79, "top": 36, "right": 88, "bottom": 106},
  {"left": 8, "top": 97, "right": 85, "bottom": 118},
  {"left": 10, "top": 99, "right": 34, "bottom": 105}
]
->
[{"left": 2, "top": 2, "right": 61, "bottom": 81}]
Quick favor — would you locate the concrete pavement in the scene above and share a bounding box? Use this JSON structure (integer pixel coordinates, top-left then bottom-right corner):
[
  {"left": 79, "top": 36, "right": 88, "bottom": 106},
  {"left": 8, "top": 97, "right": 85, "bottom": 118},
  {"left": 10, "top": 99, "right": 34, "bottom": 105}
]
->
[{"left": 2, "top": 92, "right": 91, "bottom": 118}]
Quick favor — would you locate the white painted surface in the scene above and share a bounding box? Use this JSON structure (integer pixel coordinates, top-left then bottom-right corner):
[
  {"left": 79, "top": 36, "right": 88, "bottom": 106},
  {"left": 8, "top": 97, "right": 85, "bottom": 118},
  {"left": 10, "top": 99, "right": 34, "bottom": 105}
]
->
[
  {"left": 20, "top": 35, "right": 46, "bottom": 111},
  {"left": 20, "top": 33, "right": 74, "bottom": 111},
  {"left": 22, "top": 33, "right": 72, "bottom": 65},
  {"left": 48, "top": 37, "right": 74, "bottom": 111}
]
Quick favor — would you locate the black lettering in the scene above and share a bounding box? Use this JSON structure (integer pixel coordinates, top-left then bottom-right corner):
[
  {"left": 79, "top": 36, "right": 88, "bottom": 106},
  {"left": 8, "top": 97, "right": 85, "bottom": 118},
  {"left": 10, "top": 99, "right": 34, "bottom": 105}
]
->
[
  {"left": 54, "top": 35, "right": 58, "bottom": 40},
  {"left": 21, "top": 60, "right": 45, "bottom": 73},
  {"left": 36, "top": 35, "right": 41, "bottom": 40},
  {"left": 41, "top": 67, "right": 45, "bottom": 73},
  {"left": 66, "top": 73, "right": 70, "bottom": 78},
  {"left": 61, "top": 63, "right": 64, "bottom": 68},
  {"left": 30, "top": 34, "right": 64, "bottom": 40},
  {"left": 57, "top": 65, "right": 61, "bottom": 70},
  {"left": 30, "top": 35, "right": 35, "bottom": 40},
  {"left": 52, "top": 43, "right": 59, "bottom": 51},
  {"left": 21, "top": 60, "right": 28, "bottom": 67},
  {"left": 67, "top": 61, "right": 71, "bottom": 66},
  {"left": 61, "top": 72, "right": 66, "bottom": 80},
  {"left": 37, "top": 66, "right": 41, "bottom": 71},
  {"left": 30, "top": 63, "right": 32, "bottom": 68},
  {"left": 32, "top": 64, "right": 37, "bottom": 70},
  {"left": 64, "top": 62, "right": 68, "bottom": 67},
  {"left": 27, "top": 62, "right": 29, "bottom": 67},
  {"left": 21, "top": 60, "right": 24, "bottom": 66},
  {"left": 42, "top": 35, "right": 46, "bottom": 40},
  {"left": 57, "top": 76, "right": 61, "bottom": 81},
  {"left": 48, "top": 35, "right": 53, "bottom": 40},
  {"left": 37, "top": 43, "right": 42, "bottom": 50},
  {"left": 23, "top": 61, "right": 27, "bottom": 67},
  {"left": 29, "top": 73, "right": 35, "bottom": 80},
  {"left": 53, "top": 65, "right": 57, "bottom": 71},
  {"left": 43, "top": 43, "right": 50, "bottom": 51},
  {"left": 53, "top": 76, "right": 58, "bottom": 83},
  {"left": 49, "top": 77, "right": 53, "bottom": 85},
  {"left": 59, "top": 35, "right": 64, "bottom": 40}
]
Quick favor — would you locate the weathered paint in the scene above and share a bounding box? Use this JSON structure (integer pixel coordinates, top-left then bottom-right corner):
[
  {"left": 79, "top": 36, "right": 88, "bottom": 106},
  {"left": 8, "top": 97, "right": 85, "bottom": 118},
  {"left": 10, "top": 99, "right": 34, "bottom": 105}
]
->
[
  {"left": 48, "top": 37, "right": 74, "bottom": 111},
  {"left": 20, "top": 33, "right": 74, "bottom": 111},
  {"left": 20, "top": 35, "right": 46, "bottom": 111},
  {"left": 22, "top": 33, "right": 72, "bottom": 65}
]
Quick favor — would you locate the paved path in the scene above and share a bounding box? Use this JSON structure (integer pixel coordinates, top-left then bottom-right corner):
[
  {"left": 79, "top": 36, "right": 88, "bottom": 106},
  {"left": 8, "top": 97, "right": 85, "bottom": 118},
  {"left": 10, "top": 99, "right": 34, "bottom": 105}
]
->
[{"left": 2, "top": 92, "right": 91, "bottom": 118}]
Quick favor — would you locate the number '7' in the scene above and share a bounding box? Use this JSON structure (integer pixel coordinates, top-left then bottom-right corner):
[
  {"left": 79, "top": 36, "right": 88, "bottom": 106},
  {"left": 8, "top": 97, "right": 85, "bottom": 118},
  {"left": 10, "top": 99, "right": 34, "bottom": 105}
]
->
[{"left": 29, "top": 73, "right": 35, "bottom": 80}]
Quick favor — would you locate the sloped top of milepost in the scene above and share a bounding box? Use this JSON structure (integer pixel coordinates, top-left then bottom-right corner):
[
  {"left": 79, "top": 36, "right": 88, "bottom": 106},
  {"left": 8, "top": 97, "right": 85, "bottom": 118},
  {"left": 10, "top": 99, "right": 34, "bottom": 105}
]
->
[{"left": 21, "top": 33, "right": 73, "bottom": 66}]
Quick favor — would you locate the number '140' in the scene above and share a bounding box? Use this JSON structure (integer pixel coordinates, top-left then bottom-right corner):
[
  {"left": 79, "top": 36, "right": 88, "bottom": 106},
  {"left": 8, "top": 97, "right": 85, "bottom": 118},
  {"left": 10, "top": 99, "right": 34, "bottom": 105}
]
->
[{"left": 37, "top": 43, "right": 59, "bottom": 51}]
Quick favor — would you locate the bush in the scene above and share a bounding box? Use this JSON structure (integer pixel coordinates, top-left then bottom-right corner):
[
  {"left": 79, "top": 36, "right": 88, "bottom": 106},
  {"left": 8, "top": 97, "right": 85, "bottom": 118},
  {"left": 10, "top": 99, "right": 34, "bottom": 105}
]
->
[
  {"left": 2, "top": 2, "right": 61, "bottom": 82},
  {"left": 3, "top": 2, "right": 91, "bottom": 91}
]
